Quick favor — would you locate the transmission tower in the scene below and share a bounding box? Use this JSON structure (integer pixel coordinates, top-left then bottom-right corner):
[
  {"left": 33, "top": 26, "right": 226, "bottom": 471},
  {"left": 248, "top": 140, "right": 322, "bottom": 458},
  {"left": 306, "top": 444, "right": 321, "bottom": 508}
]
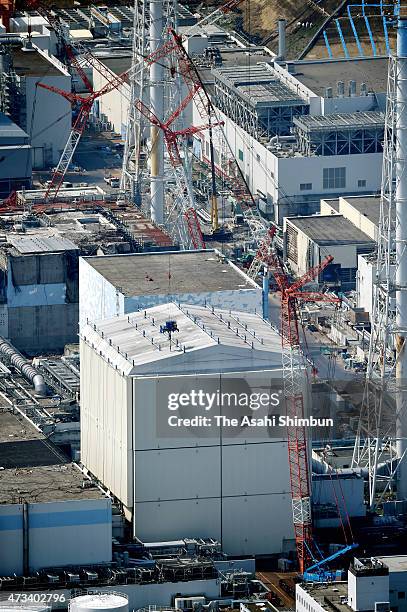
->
[{"left": 352, "top": 18, "right": 407, "bottom": 508}]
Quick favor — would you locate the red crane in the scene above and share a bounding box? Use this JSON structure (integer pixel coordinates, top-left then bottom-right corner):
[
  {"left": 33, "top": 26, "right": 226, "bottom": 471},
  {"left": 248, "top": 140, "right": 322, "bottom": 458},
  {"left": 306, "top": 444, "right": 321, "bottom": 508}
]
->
[
  {"left": 134, "top": 93, "right": 222, "bottom": 249},
  {"left": 36, "top": 70, "right": 128, "bottom": 202},
  {"left": 260, "top": 233, "right": 340, "bottom": 574}
]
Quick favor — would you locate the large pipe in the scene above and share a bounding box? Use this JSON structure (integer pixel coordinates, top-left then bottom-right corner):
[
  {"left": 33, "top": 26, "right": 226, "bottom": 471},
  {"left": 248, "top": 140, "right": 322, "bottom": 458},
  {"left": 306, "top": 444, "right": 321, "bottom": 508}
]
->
[
  {"left": 149, "top": 0, "right": 164, "bottom": 225},
  {"left": 277, "top": 19, "right": 286, "bottom": 61},
  {"left": 395, "top": 18, "right": 407, "bottom": 501},
  {"left": 0, "top": 337, "right": 46, "bottom": 396}
]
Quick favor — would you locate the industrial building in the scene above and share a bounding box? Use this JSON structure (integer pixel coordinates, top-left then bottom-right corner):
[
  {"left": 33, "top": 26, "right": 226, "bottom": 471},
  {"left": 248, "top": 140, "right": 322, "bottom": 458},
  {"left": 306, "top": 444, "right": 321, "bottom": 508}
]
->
[
  {"left": 80, "top": 302, "right": 298, "bottom": 556},
  {"left": 284, "top": 214, "right": 376, "bottom": 291},
  {"left": 0, "top": 201, "right": 174, "bottom": 354},
  {"left": 79, "top": 250, "right": 261, "bottom": 329},
  {"left": 0, "top": 111, "right": 31, "bottom": 197},
  {"left": 0, "top": 39, "right": 71, "bottom": 169},
  {"left": 297, "top": 556, "right": 407, "bottom": 612},
  {"left": 194, "top": 52, "right": 387, "bottom": 222},
  {"left": 0, "top": 410, "right": 112, "bottom": 576}
]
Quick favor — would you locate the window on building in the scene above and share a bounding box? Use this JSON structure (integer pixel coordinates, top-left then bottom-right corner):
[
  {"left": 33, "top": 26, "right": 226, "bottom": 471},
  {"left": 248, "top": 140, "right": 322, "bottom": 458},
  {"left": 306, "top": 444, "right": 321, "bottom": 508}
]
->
[
  {"left": 256, "top": 153, "right": 261, "bottom": 163},
  {"left": 398, "top": 592, "right": 405, "bottom": 600},
  {"left": 205, "top": 141, "right": 209, "bottom": 157},
  {"left": 300, "top": 183, "right": 312, "bottom": 191},
  {"left": 238, "top": 149, "right": 244, "bottom": 161},
  {"left": 323, "top": 167, "right": 346, "bottom": 189},
  {"left": 358, "top": 179, "right": 367, "bottom": 188}
]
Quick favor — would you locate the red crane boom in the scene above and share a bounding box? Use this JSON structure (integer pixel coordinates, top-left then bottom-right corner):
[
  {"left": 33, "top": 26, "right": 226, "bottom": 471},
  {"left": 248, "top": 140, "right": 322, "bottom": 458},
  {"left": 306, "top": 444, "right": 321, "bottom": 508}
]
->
[{"left": 263, "top": 234, "right": 339, "bottom": 574}]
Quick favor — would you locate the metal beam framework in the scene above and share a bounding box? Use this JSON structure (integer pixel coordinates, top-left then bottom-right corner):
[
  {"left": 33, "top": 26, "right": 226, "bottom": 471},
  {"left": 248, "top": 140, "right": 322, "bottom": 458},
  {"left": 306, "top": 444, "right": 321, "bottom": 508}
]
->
[
  {"left": 352, "top": 22, "right": 407, "bottom": 507},
  {"left": 213, "top": 69, "right": 308, "bottom": 139},
  {"left": 295, "top": 126, "right": 384, "bottom": 156}
]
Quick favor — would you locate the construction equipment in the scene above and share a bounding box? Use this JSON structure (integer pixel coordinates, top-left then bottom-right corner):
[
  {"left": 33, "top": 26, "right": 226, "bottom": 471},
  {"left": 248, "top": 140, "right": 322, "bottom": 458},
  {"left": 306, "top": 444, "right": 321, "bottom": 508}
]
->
[
  {"left": 36, "top": 71, "right": 128, "bottom": 202},
  {"left": 134, "top": 95, "right": 222, "bottom": 249},
  {"left": 264, "top": 231, "right": 356, "bottom": 578}
]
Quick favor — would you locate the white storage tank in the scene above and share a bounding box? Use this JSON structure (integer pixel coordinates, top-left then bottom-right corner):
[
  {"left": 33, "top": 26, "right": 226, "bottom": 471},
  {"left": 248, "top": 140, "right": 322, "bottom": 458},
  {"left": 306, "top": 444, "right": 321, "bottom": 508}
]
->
[{"left": 70, "top": 593, "right": 128, "bottom": 612}]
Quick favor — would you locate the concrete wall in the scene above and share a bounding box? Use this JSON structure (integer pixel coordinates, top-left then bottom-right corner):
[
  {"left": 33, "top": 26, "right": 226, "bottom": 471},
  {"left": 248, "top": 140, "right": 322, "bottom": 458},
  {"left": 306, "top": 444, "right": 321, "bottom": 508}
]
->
[
  {"left": 338, "top": 196, "right": 378, "bottom": 241},
  {"left": 285, "top": 218, "right": 371, "bottom": 278},
  {"left": 313, "top": 474, "right": 366, "bottom": 526},
  {"left": 198, "top": 107, "right": 383, "bottom": 224},
  {"left": 0, "top": 498, "right": 112, "bottom": 575},
  {"left": 25, "top": 52, "right": 71, "bottom": 168},
  {"left": 8, "top": 303, "right": 79, "bottom": 355},
  {"left": 93, "top": 67, "right": 130, "bottom": 137},
  {"left": 3, "top": 251, "right": 79, "bottom": 354},
  {"left": 348, "top": 568, "right": 389, "bottom": 611}
]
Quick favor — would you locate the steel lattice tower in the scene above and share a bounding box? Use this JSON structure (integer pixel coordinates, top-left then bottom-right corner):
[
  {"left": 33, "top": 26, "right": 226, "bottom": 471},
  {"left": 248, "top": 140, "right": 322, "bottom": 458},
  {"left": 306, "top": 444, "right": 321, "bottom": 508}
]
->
[{"left": 352, "top": 19, "right": 407, "bottom": 507}]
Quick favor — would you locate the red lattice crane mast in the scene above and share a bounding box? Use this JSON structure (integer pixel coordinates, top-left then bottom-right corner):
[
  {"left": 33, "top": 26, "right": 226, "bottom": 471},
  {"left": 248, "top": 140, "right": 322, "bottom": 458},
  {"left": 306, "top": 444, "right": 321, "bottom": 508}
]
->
[{"left": 259, "top": 229, "right": 340, "bottom": 574}]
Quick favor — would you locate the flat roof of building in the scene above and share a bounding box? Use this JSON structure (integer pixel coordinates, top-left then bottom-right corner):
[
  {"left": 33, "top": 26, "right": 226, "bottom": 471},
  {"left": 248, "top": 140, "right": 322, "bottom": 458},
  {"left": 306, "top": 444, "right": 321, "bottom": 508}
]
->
[
  {"left": 288, "top": 57, "right": 388, "bottom": 97},
  {"left": 294, "top": 111, "right": 384, "bottom": 132},
  {"left": 286, "top": 215, "right": 375, "bottom": 246},
  {"left": 83, "top": 250, "right": 257, "bottom": 296},
  {"left": 299, "top": 582, "right": 349, "bottom": 612},
  {"left": 213, "top": 64, "right": 307, "bottom": 108},
  {"left": 0, "top": 411, "right": 104, "bottom": 503},
  {"left": 377, "top": 555, "right": 407, "bottom": 572},
  {"left": 95, "top": 53, "right": 132, "bottom": 77},
  {"left": 81, "top": 302, "right": 283, "bottom": 375},
  {"left": 340, "top": 195, "right": 381, "bottom": 228},
  {"left": 8, "top": 235, "right": 79, "bottom": 254},
  {"left": 12, "top": 46, "right": 67, "bottom": 77}
]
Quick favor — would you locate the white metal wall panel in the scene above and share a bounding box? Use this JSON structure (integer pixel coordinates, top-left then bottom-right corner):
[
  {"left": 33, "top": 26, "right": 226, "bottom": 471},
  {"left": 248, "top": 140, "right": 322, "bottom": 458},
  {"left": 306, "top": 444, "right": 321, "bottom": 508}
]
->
[
  {"left": 133, "top": 376, "right": 221, "bottom": 451},
  {"left": 125, "top": 288, "right": 262, "bottom": 319},
  {"left": 135, "top": 447, "right": 221, "bottom": 502},
  {"left": 222, "top": 493, "right": 294, "bottom": 556},
  {"left": 80, "top": 341, "right": 133, "bottom": 506},
  {"left": 0, "top": 504, "right": 23, "bottom": 575},
  {"left": 221, "top": 442, "right": 291, "bottom": 496},
  {"left": 79, "top": 258, "right": 122, "bottom": 330},
  {"left": 28, "top": 499, "right": 112, "bottom": 570},
  {"left": 134, "top": 499, "right": 221, "bottom": 542}
]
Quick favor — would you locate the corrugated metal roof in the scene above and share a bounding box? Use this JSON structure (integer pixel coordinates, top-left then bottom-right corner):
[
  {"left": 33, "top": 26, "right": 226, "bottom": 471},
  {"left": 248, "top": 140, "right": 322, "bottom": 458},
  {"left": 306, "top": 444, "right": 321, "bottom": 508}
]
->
[
  {"left": 9, "top": 235, "right": 79, "bottom": 254},
  {"left": 81, "top": 303, "right": 284, "bottom": 376}
]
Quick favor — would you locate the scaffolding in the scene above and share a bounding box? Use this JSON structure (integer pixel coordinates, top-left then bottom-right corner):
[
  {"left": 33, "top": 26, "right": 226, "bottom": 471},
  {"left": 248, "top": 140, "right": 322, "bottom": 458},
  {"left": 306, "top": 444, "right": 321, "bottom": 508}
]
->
[
  {"left": 213, "top": 64, "right": 308, "bottom": 139},
  {"left": 294, "top": 112, "right": 385, "bottom": 156}
]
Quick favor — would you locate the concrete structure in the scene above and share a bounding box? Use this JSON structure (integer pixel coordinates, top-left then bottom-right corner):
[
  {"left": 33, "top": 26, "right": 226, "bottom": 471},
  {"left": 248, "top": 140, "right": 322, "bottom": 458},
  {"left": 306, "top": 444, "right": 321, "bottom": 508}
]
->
[
  {"left": 284, "top": 215, "right": 375, "bottom": 291},
  {"left": 0, "top": 411, "right": 112, "bottom": 576},
  {"left": 297, "top": 559, "right": 389, "bottom": 612},
  {"left": 79, "top": 250, "right": 262, "bottom": 329},
  {"left": 0, "top": 232, "right": 80, "bottom": 354},
  {"left": 296, "top": 556, "right": 407, "bottom": 612},
  {"left": 80, "top": 302, "right": 298, "bottom": 556},
  {"left": 321, "top": 195, "right": 382, "bottom": 242},
  {"left": 9, "top": 16, "right": 59, "bottom": 54},
  {"left": 312, "top": 473, "right": 366, "bottom": 529},
  {"left": 197, "top": 107, "right": 383, "bottom": 223},
  {"left": 0, "top": 112, "right": 31, "bottom": 197},
  {"left": 0, "top": 41, "right": 71, "bottom": 169}
]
